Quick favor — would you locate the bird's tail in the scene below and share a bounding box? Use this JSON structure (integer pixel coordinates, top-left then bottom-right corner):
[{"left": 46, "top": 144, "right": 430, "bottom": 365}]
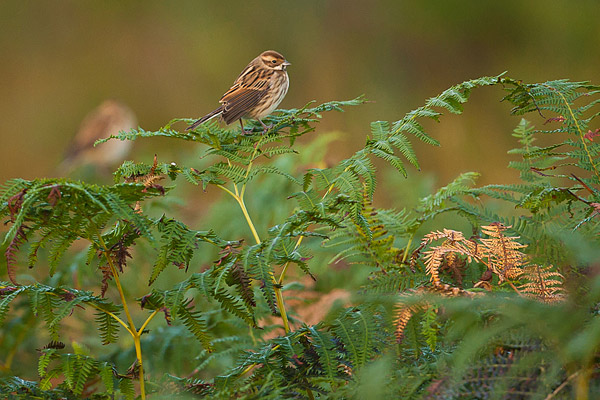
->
[{"left": 186, "top": 107, "right": 223, "bottom": 131}]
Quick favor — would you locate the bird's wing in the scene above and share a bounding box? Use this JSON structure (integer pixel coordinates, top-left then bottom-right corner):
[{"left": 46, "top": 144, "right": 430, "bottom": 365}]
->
[{"left": 219, "top": 65, "right": 271, "bottom": 124}]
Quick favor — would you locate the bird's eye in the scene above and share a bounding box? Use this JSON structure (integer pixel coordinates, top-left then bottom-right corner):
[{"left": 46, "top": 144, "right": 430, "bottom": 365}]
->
[{"left": 271, "top": 60, "right": 277, "bottom": 64}]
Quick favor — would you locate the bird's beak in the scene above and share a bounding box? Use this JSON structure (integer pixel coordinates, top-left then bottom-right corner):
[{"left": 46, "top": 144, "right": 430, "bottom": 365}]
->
[{"left": 283, "top": 60, "right": 291, "bottom": 66}]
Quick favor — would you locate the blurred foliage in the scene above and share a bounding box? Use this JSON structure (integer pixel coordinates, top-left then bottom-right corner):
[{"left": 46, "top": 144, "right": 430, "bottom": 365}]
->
[{"left": 1, "top": 74, "right": 600, "bottom": 399}]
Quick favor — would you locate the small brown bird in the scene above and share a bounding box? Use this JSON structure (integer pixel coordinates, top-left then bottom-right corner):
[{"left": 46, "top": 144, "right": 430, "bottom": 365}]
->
[
  {"left": 60, "top": 100, "right": 136, "bottom": 174},
  {"left": 187, "top": 50, "right": 290, "bottom": 133}
]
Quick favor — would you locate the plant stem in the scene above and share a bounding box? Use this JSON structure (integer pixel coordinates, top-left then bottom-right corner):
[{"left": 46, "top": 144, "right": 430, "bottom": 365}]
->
[
  {"left": 278, "top": 235, "right": 304, "bottom": 285},
  {"left": 97, "top": 234, "right": 147, "bottom": 400},
  {"left": 217, "top": 182, "right": 292, "bottom": 334},
  {"left": 218, "top": 139, "right": 312, "bottom": 397},
  {"left": 235, "top": 192, "right": 261, "bottom": 246},
  {"left": 574, "top": 367, "right": 590, "bottom": 400},
  {"left": 401, "top": 235, "right": 414, "bottom": 264},
  {"left": 87, "top": 303, "right": 132, "bottom": 334}
]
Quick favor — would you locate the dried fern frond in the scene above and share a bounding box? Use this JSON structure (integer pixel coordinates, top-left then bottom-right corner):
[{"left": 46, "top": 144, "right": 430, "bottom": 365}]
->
[
  {"left": 421, "top": 229, "right": 477, "bottom": 287},
  {"left": 516, "top": 265, "right": 565, "bottom": 302},
  {"left": 418, "top": 223, "right": 565, "bottom": 302},
  {"left": 394, "top": 300, "right": 424, "bottom": 343},
  {"left": 478, "top": 223, "right": 527, "bottom": 281}
]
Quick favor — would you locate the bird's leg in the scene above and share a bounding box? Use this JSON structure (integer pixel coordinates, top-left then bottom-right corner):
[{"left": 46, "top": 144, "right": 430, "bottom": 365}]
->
[
  {"left": 258, "top": 119, "right": 273, "bottom": 133},
  {"left": 239, "top": 119, "right": 250, "bottom": 135}
]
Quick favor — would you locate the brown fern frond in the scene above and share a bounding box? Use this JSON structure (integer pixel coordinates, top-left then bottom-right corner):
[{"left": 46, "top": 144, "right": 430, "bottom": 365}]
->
[
  {"left": 7, "top": 189, "right": 26, "bottom": 222},
  {"left": 394, "top": 302, "right": 421, "bottom": 343},
  {"left": 5, "top": 225, "right": 28, "bottom": 284},
  {"left": 230, "top": 263, "right": 256, "bottom": 308},
  {"left": 417, "top": 224, "right": 564, "bottom": 300},
  {"left": 431, "top": 283, "right": 477, "bottom": 298},
  {"left": 37, "top": 340, "right": 66, "bottom": 351},
  {"left": 99, "top": 265, "right": 113, "bottom": 297},
  {"left": 441, "top": 252, "right": 466, "bottom": 286},
  {"left": 421, "top": 229, "right": 477, "bottom": 287},
  {"left": 124, "top": 154, "right": 165, "bottom": 212},
  {"left": 479, "top": 224, "right": 527, "bottom": 281},
  {"left": 517, "top": 265, "right": 565, "bottom": 302},
  {"left": 47, "top": 185, "right": 62, "bottom": 207},
  {"left": 110, "top": 234, "right": 134, "bottom": 273},
  {"left": 161, "top": 306, "right": 172, "bottom": 325}
]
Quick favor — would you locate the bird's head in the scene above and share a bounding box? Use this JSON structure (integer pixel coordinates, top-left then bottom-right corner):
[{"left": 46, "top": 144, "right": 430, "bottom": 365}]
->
[{"left": 260, "top": 50, "right": 291, "bottom": 71}]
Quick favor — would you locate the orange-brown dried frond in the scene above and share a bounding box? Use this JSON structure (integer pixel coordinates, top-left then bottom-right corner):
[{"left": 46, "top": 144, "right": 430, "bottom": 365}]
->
[
  {"left": 394, "top": 302, "right": 421, "bottom": 343},
  {"left": 478, "top": 224, "right": 527, "bottom": 282},
  {"left": 417, "top": 224, "right": 565, "bottom": 300},
  {"left": 339, "top": 363, "right": 353, "bottom": 377},
  {"left": 517, "top": 265, "right": 565, "bottom": 302},
  {"left": 421, "top": 229, "right": 478, "bottom": 287}
]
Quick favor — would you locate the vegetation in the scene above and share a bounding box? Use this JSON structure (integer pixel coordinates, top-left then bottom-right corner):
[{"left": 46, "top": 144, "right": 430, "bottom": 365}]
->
[{"left": 1, "top": 75, "right": 600, "bottom": 399}]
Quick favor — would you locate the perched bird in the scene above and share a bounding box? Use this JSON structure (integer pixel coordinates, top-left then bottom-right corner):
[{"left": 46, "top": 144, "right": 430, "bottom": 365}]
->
[
  {"left": 187, "top": 50, "right": 291, "bottom": 133},
  {"left": 59, "top": 100, "right": 136, "bottom": 174}
]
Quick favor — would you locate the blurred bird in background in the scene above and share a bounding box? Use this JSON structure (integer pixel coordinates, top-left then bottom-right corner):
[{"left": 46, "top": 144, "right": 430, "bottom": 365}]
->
[{"left": 59, "top": 99, "right": 136, "bottom": 176}]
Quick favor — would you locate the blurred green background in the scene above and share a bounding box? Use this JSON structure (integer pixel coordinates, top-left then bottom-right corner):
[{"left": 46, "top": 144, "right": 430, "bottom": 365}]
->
[{"left": 1, "top": 0, "right": 599, "bottom": 192}]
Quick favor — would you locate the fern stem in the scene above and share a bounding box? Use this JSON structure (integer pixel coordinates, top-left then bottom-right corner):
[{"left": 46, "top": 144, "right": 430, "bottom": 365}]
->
[
  {"left": 96, "top": 233, "right": 147, "bottom": 399},
  {"left": 545, "top": 369, "right": 580, "bottom": 400},
  {"left": 278, "top": 235, "right": 304, "bottom": 285},
  {"left": 216, "top": 183, "right": 261, "bottom": 245},
  {"left": 133, "top": 336, "right": 146, "bottom": 398},
  {"left": 218, "top": 182, "right": 292, "bottom": 334},
  {"left": 574, "top": 367, "right": 590, "bottom": 400},
  {"left": 274, "top": 289, "right": 291, "bottom": 333},
  {"left": 220, "top": 138, "right": 293, "bottom": 337},
  {"left": 216, "top": 184, "right": 237, "bottom": 199},
  {"left": 236, "top": 194, "right": 262, "bottom": 246},
  {"left": 401, "top": 235, "right": 414, "bottom": 264},
  {"left": 138, "top": 309, "right": 159, "bottom": 336},
  {"left": 87, "top": 303, "right": 132, "bottom": 334}
]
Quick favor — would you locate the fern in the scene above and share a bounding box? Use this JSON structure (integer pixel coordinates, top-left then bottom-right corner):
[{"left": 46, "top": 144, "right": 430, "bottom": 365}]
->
[
  {"left": 332, "top": 308, "right": 377, "bottom": 369},
  {"left": 173, "top": 298, "right": 213, "bottom": 351},
  {"left": 119, "top": 377, "right": 136, "bottom": 400},
  {"left": 95, "top": 307, "right": 121, "bottom": 345}
]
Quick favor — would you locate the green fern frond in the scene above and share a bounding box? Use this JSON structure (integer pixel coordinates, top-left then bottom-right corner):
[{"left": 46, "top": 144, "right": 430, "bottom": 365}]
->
[
  {"left": 175, "top": 298, "right": 213, "bottom": 351},
  {"left": 417, "top": 172, "right": 480, "bottom": 218},
  {"left": 307, "top": 325, "right": 340, "bottom": 382},
  {"left": 332, "top": 308, "right": 376, "bottom": 369},
  {"left": 95, "top": 308, "right": 121, "bottom": 345},
  {"left": 37, "top": 348, "right": 58, "bottom": 378},
  {"left": 119, "top": 377, "right": 136, "bottom": 400},
  {"left": 244, "top": 245, "right": 277, "bottom": 314},
  {"left": 0, "top": 285, "right": 23, "bottom": 324},
  {"left": 99, "top": 361, "right": 115, "bottom": 394}
]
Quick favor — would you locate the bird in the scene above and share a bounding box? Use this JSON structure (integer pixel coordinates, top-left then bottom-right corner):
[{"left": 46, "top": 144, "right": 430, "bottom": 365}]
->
[
  {"left": 187, "top": 50, "right": 290, "bottom": 133},
  {"left": 59, "top": 99, "right": 136, "bottom": 175}
]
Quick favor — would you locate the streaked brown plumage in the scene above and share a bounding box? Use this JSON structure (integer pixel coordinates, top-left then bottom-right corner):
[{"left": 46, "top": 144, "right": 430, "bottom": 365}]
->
[{"left": 187, "top": 50, "right": 290, "bottom": 132}]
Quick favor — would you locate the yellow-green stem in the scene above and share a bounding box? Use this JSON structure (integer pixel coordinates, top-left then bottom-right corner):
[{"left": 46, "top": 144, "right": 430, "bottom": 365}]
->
[
  {"left": 574, "top": 367, "right": 590, "bottom": 400},
  {"left": 401, "top": 235, "right": 414, "bottom": 264},
  {"left": 87, "top": 303, "right": 131, "bottom": 334},
  {"left": 220, "top": 145, "right": 311, "bottom": 397},
  {"left": 235, "top": 193, "right": 261, "bottom": 246},
  {"left": 218, "top": 182, "right": 291, "bottom": 334},
  {"left": 97, "top": 234, "right": 147, "bottom": 400},
  {"left": 139, "top": 310, "right": 159, "bottom": 334},
  {"left": 278, "top": 235, "right": 304, "bottom": 285}
]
